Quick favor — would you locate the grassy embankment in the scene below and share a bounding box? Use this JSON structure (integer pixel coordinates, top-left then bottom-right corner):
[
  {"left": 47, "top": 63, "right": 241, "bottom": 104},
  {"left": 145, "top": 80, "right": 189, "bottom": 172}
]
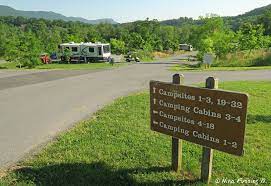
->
[
  {"left": 0, "top": 81, "right": 270, "bottom": 185},
  {"left": 138, "top": 50, "right": 186, "bottom": 62},
  {"left": 172, "top": 49, "right": 271, "bottom": 71},
  {"left": 0, "top": 62, "right": 124, "bottom": 70}
]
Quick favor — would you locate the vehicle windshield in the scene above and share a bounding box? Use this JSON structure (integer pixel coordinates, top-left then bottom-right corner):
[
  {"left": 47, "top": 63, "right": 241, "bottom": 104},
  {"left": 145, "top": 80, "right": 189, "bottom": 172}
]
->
[{"left": 103, "top": 45, "right": 110, "bottom": 53}]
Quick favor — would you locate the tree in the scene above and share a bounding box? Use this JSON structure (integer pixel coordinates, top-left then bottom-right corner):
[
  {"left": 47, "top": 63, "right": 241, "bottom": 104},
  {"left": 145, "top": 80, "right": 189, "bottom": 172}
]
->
[
  {"left": 110, "top": 39, "right": 126, "bottom": 54},
  {"left": 125, "top": 32, "right": 145, "bottom": 50},
  {"left": 212, "top": 30, "right": 236, "bottom": 58},
  {"left": 237, "top": 23, "right": 266, "bottom": 51},
  {"left": 258, "top": 11, "right": 271, "bottom": 35},
  {"left": 193, "top": 16, "right": 229, "bottom": 58},
  {"left": 3, "top": 27, "right": 22, "bottom": 62},
  {"left": 159, "top": 26, "right": 179, "bottom": 51},
  {"left": 20, "top": 32, "right": 42, "bottom": 68}
]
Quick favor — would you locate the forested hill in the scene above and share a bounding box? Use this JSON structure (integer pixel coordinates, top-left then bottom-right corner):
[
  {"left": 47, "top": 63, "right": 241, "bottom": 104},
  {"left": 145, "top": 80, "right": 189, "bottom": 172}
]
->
[
  {"left": 0, "top": 5, "right": 118, "bottom": 24},
  {"left": 160, "top": 17, "right": 198, "bottom": 27},
  {"left": 161, "top": 3, "right": 271, "bottom": 29},
  {"left": 239, "top": 4, "right": 271, "bottom": 17},
  {"left": 225, "top": 4, "right": 271, "bottom": 30}
]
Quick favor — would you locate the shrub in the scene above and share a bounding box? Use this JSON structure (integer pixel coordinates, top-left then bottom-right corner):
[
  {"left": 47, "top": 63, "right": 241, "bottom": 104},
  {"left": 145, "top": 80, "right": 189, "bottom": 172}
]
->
[
  {"left": 22, "top": 57, "right": 42, "bottom": 69},
  {"left": 135, "top": 50, "right": 154, "bottom": 61}
]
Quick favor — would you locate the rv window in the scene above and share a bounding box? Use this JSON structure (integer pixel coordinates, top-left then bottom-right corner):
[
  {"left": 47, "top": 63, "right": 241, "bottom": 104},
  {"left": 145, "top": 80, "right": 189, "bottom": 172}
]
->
[
  {"left": 89, "top": 47, "right": 95, "bottom": 53},
  {"left": 103, "top": 45, "right": 110, "bottom": 53},
  {"left": 72, "top": 47, "right": 78, "bottom": 52}
]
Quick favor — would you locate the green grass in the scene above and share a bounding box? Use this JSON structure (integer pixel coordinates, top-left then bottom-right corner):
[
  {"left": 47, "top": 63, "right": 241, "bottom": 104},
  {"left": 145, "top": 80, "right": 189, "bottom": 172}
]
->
[
  {"left": 1, "top": 81, "right": 270, "bottom": 185},
  {"left": 0, "top": 62, "right": 125, "bottom": 70},
  {"left": 213, "top": 49, "right": 271, "bottom": 67},
  {"left": 35, "top": 63, "right": 124, "bottom": 70},
  {"left": 0, "top": 62, "right": 19, "bottom": 69},
  {"left": 171, "top": 65, "right": 271, "bottom": 72},
  {"left": 171, "top": 49, "right": 271, "bottom": 72}
]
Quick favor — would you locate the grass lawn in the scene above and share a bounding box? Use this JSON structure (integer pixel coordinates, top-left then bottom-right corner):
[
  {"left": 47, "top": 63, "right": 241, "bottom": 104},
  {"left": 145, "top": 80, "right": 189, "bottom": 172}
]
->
[
  {"left": 171, "top": 65, "right": 271, "bottom": 72},
  {"left": 1, "top": 81, "right": 270, "bottom": 185},
  {"left": 0, "top": 62, "right": 125, "bottom": 70}
]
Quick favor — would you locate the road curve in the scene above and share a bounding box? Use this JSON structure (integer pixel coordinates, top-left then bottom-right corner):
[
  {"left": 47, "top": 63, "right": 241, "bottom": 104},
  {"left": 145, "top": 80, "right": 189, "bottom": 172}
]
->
[{"left": 0, "top": 59, "right": 271, "bottom": 168}]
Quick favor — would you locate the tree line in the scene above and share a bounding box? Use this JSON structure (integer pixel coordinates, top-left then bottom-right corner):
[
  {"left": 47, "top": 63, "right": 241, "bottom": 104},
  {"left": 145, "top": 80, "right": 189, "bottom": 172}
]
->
[
  {"left": 1, "top": 12, "right": 271, "bottom": 67},
  {"left": 0, "top": 17, "right": 180, "bottom": 63}
]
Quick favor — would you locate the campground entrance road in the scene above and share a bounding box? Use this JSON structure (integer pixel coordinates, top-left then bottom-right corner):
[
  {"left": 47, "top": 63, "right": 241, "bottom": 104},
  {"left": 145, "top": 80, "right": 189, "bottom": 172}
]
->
[
  {"left": 0, "top": 69, "right": 103, "bottom": 91},
  {"left": 0, "top": 58, "right": 271, "bottom": 168}
]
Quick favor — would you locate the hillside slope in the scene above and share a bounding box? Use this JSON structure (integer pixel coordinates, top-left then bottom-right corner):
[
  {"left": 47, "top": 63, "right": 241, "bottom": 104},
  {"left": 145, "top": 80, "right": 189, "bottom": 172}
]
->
[
  {"left": 161, "top": 3, "right": 271, "bottom": 29},
  {"left": 0, "top": 5, "right": 118, "bottom": 24}
]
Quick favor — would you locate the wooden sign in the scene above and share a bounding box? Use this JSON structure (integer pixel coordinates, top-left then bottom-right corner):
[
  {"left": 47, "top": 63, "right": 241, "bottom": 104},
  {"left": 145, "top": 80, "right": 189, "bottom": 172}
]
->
[{"left": 150, "top": 81, "right": 249, "bottom": 156}]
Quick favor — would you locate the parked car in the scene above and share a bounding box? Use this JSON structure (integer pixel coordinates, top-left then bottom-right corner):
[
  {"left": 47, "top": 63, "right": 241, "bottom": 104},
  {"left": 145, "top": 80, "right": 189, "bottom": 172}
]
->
[
  {"left": 125, "top": 52, "right": 140, "bottom": 62},
  {"left": 50, "top": 52, "right": 58, "bottom": 60}
]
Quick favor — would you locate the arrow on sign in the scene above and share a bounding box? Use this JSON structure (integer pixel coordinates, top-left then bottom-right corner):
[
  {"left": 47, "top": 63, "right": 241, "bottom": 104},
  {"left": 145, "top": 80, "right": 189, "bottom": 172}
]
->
[
  {"left": 153, "top": 110, "right": 158, "bottom": 114},
  {"left": 153, "top": 121, "right": 158, "bottom": 125}
]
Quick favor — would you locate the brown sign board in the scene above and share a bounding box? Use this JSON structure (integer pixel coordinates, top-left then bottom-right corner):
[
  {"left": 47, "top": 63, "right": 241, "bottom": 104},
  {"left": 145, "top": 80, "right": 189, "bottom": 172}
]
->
[{"left": 150, "top": 81, "right": 249, "bottom": 156}]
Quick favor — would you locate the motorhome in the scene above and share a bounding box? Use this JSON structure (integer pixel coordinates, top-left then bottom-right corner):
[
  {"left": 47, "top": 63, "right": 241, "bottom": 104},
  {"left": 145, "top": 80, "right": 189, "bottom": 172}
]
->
[
  {"left": 179, "top": 44, "right": 193, "bottom": 51},
  {"left": 59, "top": 42, "right": 111, "bottom": 62}
]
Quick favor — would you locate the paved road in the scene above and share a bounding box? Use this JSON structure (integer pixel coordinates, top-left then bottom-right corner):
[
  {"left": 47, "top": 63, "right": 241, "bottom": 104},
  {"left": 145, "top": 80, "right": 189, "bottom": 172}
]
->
[
  {"left": 0, "top": 56, "right": 271, "bottom": 168},
  {"left": 139, "top": 51, "right": 199, "bottom": 65},
  {"left": 0, "top": 70, "right": 103, "bottom": 91}
]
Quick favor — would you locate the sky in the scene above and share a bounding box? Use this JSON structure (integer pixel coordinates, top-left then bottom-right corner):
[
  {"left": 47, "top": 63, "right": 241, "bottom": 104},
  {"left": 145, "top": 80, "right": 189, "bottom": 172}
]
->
[{"left": 1, "top": 0, "right": 271, "bottom": 23}]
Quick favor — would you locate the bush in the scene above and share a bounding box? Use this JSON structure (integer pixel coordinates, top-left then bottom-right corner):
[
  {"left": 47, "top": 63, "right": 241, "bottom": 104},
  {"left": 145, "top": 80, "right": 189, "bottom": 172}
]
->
[
  {"left": 62, "top": 48, "right": 72, "bottom": 63},
  {"left": 134, "top": 50, "right": 154, "bottom": 61},
  {"left": 22, "top": 57, "right": 42, "bottom": 69}
]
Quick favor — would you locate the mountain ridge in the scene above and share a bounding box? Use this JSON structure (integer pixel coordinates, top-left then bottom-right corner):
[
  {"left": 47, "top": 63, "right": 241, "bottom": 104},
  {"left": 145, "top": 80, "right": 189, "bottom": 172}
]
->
[
  {"left": 1, "top": 4, "right": 271, "bottom": 26},
  {"left": 161, "top": 4, "right": 271, "bottom": 28},
  {"left": 0, "top": 5, "right": 118, "bottom": 24}
]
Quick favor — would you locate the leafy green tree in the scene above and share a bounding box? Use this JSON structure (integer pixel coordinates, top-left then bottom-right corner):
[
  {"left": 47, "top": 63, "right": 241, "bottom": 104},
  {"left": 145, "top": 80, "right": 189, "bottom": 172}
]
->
[
  {"left": 126, "top": 32, "right": 145, "bottom": 50},
  {"left": 20, "top": 32, "right": 42, "bottom": 68},
  {"left": 0, "top": 23, "right": 8, "bottom": 57},
  {"left": 3, "top": 27, "right": 22, "bottom": 62},
  {"left": 237, "top": 23, "right": 266, "bottom": 51},
  {"left": 258, "top": 11, "right": 271, "bottom": 35},
  {"left": 193, "top": 17, "right": 227, "bottom": 58},
  {"left": 212, "top": 30, "right": 236, "bottom": 58},
  {"left": 85, "top": 29, "right": 102, "bottom": 43},
  {"left": 110, "top": 39, "right": 126, "bottom": 54},
  {"left": 159, "top": 26, "right": 179, "bottom": 51}
]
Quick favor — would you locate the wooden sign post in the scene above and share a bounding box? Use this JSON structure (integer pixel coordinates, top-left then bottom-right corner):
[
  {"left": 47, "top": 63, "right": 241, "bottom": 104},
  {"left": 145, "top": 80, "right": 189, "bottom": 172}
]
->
[
  {"left": 150, "top": 74, "right": 248, "bottom": 183},
  {"left": 201, "top": 77, "right": 218, "bottom": 184},
  {"left": 172, "top": 74, "right": 184, "bottom": 172}
]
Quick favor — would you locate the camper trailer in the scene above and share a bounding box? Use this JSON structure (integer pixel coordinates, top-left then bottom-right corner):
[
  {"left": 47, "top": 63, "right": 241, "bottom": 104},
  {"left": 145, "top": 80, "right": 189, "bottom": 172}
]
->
[
  {"left": 179, "top": 44, "right": 193, "bottom": 51},
  {"left": 59, "top": 42, "right": 111, "bottom": 62}
]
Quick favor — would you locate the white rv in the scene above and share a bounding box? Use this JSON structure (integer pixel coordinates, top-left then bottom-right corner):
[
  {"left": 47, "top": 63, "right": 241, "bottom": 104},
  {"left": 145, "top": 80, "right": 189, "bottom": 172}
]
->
[
  {"left": 59, "top": 42, "right": 111, "bottom": 62},
  {"left": 179, "top": 44, "right": 193, "bottom": 51}
]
